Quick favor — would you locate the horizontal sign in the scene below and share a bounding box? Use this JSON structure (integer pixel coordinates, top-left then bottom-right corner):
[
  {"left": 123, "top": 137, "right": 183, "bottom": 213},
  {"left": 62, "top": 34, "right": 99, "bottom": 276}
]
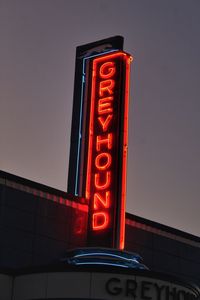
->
[
  {"left": 105, "top": 277, "right": 198, "bottom": 300},
  {"left": 12, "top": 271, "right": 200, "bottom": 300}
]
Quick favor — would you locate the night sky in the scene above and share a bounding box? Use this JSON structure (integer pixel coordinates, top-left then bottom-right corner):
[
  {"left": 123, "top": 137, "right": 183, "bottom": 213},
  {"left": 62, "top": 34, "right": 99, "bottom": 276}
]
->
[{"left": 1, "top": 0, "right": 200, "bottom": 236}]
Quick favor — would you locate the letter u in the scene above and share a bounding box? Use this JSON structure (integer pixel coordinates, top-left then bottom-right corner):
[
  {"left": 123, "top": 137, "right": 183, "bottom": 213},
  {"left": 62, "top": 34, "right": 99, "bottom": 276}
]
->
[{"left": 95, "top": 171, "right": 111, "bottom": 190}]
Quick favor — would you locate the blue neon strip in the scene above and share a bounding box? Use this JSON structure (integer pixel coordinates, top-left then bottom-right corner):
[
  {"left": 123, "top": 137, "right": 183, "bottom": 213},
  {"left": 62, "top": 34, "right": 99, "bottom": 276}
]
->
[
  {"left": 74, "top": 74, "right": 85, "bottom": 195},
  {"left": 74, "top": 49, "right": 118, "bottom": 196},
  {"left": 71, "top": 261, "right": 129, "bottom": 268},
  {"left": 73, "top": 252, "right": 138, "bottom": 262}
]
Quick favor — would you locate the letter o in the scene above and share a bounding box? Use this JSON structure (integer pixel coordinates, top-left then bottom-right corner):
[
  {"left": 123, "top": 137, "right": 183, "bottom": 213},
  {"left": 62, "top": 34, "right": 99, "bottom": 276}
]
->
[{"left": 95, "top": 152, "right": 111, "bottom": 170}]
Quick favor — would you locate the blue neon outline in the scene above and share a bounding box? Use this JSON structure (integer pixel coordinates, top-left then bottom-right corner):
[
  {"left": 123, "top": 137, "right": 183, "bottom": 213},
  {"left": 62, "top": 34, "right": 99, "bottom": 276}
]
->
[
  {"left": 71, "top": 261, "right": 129, "bottom": 268},
  {"left": 74, "top": 49, "right": 119, "bottom": 195},
  {"left": 67, "top": 259, "right": 146, "bottom": 269},
  {"left": 73, "top": 252, "right": 138, "bottom": 262},
  {"left": 74, "top": 74, "right": 85, "bottom": 196}
]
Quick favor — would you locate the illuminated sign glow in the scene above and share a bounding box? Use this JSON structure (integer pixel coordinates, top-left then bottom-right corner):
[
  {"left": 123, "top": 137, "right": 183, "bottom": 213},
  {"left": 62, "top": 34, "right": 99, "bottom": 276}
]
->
[{"left": 85, "top": 52, "right": 132, "bottom": 249}]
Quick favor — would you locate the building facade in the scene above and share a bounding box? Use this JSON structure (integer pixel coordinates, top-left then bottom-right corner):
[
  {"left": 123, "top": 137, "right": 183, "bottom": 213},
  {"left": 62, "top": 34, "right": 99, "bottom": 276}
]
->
[{"left": 0, "top": 170, "right": 199, "bottom": 299}]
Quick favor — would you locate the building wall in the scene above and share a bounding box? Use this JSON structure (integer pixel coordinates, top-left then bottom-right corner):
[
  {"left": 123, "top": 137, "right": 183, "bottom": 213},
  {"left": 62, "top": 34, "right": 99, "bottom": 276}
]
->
[
  {"left": 0, "top": 171, "right": 200, "bottom": 287},
  {"left": 0, "top": 171, "right": 88, "bottom": 268},
  {"left": 125, "top": 215, "right": 200, "bottom": 286},
  {"left": 0, "top": 269, "right": 199, "bottom": 300},
  {"left": 0, "top": 274, "right": 12, "bottom": 300}
]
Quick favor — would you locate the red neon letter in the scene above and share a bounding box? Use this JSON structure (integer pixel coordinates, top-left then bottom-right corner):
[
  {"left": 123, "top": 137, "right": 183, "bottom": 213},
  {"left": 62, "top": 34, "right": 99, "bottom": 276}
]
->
[
  {"left": 95, "top": 152, "right": 112, "bottom": 170},
  {"left": 98, "top": 97, "right": 113, "bottom": 115},
  {"left": 93, "top": 212, "right": 109, "bottom": 230},
  {"left": 94, "top": 191, "right": 110, "bottom": 209},
  {"left": 99, "top": 80, "right": 115, "bottom": 97},
  {"left": 100, "top": 61, "right": 116, "bottom": 79},
  {"left": 95, "top": 171, "right": 111, "bottom": 190},
  {"left": 96, "top": 133, "right": 113, "bottom": 151},
  {"left": 98, "top": 114, "right": 113, "bottom": 132}
]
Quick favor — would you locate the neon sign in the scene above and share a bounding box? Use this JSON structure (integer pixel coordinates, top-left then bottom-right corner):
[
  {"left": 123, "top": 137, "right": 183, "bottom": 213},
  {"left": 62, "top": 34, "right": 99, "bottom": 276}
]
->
[
  {"left": 68, "top": 37, "right": 132, "bottom": 250},
  {"left": 85, "top": 51, "right": 132, "bottom": 249}
]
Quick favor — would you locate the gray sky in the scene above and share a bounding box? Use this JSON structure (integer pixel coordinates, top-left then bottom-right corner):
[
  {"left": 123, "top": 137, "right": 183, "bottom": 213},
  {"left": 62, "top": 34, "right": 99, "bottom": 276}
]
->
[{"left": 1, "top": 0, "right": 200, "bottom": 236}]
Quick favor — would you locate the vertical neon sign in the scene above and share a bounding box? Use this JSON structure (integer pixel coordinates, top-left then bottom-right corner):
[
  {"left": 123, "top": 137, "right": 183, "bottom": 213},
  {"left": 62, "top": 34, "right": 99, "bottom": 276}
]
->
[{"left": 85, "top": 52, "right": 132, "bottom": 249}]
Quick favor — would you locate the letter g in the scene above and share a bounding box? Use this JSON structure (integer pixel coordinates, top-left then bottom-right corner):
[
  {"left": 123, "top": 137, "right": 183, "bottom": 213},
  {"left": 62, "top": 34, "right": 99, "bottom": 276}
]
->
[{"left": 105, "top": 278, "right": 122, "bottom": 295}]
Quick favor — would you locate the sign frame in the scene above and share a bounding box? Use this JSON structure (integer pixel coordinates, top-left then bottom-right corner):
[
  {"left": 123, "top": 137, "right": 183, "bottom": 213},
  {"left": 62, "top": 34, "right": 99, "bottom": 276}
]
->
[{"left": 68, "top": 37, "right": 132, "bottom": 250}]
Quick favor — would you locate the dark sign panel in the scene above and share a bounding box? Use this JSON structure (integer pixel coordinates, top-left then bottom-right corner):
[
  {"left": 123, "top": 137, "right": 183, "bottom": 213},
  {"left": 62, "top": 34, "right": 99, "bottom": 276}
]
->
[
  {"left": 68, "top": 36, "right": 124, "bottom": 197},
  {"left": 68, "top": 37, "right": 132, "bottom": 249}
]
